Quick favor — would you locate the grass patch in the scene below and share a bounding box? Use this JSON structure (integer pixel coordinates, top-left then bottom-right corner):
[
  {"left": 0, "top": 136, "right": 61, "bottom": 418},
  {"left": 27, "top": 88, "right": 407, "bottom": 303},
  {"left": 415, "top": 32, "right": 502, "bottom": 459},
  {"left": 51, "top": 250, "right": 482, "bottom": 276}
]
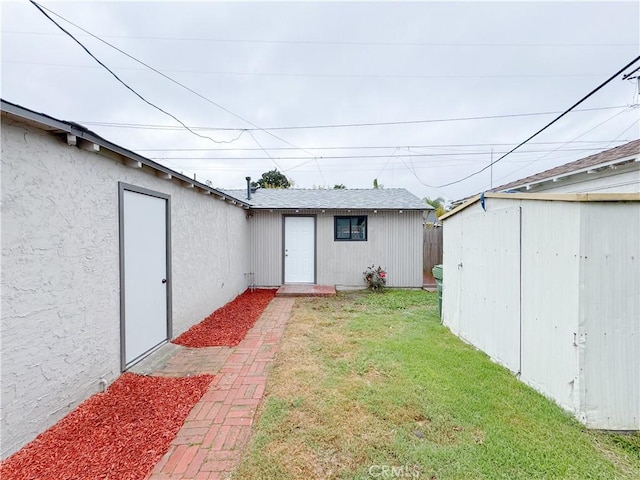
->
[{"left": 233, "top": 290, "right": 640, "bottom": 479}]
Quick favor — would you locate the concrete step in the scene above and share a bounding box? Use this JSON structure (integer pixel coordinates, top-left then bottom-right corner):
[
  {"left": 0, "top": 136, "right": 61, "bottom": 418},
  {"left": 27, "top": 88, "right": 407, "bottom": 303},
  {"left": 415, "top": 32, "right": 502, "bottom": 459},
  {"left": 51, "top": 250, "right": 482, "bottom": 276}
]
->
[{"left": 276, "top": 284, "right": 337, "bottom": 297}]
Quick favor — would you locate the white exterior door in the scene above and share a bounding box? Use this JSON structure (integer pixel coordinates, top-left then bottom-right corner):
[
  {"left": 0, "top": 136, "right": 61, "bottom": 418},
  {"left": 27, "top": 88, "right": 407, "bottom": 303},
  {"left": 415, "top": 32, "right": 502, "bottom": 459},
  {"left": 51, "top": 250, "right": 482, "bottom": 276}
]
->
[
  {"left": 284, "top": 216, "right": 315, "bottom": 283},
  {"left": 121, "top": 186, "right": 170, "bottom": 369}
]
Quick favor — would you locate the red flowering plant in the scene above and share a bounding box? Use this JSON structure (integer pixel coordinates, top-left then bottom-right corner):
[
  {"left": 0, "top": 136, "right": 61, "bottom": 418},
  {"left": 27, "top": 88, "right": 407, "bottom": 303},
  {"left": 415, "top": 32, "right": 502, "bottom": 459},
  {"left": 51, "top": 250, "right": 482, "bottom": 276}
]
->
[{"left": 363, "top": 264, "right": 387, "bottom": 292}]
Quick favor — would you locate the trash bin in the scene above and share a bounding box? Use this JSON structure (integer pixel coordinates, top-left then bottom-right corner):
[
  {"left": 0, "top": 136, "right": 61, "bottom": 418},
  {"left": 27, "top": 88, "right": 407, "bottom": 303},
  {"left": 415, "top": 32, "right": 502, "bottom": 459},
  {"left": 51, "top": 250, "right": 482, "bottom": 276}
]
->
[{"left": 432, "top": 264, "right": 443, "bottom": 318}]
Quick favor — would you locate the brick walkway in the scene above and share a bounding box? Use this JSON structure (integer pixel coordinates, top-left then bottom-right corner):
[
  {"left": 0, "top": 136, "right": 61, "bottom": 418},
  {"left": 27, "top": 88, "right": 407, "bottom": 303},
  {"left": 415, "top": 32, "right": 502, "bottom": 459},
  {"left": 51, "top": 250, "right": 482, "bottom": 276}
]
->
[{"left": 145, "top": 297, "right": 295, "bottom": 480}]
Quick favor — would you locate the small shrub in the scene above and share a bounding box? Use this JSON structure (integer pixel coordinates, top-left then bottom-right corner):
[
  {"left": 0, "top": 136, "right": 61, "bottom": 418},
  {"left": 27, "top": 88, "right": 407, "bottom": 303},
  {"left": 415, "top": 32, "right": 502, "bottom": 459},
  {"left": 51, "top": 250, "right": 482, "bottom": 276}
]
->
[{"left": 363, "top": 265, "right": 387, "bottom": 292}]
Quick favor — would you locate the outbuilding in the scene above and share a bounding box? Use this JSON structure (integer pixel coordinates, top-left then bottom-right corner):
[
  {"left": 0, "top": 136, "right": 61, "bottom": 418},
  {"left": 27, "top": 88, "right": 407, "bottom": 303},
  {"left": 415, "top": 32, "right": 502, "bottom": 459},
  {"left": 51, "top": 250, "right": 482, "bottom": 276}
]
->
[
  {"left": 441, "top": 192, "right": 640, "bottom": 430},
  {"left": 224, "top": 187, "right": 427, "bottom": 289}
]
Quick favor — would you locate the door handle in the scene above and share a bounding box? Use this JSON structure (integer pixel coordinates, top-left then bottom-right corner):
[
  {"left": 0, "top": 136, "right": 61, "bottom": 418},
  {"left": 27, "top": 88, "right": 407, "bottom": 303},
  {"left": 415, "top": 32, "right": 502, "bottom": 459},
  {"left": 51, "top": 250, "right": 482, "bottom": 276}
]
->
[{"left": 162, "top": 278, "right": 167, "bottom": 284}]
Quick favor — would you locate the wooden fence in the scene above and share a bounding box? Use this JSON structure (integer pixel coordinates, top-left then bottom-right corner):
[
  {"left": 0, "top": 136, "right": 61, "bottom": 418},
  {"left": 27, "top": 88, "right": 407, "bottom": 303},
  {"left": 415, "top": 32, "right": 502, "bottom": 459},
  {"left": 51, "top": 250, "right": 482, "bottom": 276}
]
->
[{"left": 423, "top": 226, "right": 443, "bottom": 273}]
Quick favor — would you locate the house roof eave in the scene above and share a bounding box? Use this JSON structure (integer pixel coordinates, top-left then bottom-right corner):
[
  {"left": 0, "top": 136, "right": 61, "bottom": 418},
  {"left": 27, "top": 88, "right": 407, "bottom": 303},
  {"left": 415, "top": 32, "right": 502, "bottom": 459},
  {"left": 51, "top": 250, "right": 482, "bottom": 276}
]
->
[
  {"left": 1, "top": 99, "right": 251, "bottom": 208},
  {"left": 502, "top": 154, "right": 640, "bottom": 192}
]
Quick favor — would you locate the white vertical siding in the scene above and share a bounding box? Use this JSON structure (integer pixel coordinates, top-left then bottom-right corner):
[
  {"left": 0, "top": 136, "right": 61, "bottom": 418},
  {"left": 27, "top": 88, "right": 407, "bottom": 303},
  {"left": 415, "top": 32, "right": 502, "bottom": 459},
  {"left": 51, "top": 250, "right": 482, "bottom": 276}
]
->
[
  {"left": 443, "top": 196, "right": 640, "bottom": 429},
  {"left": 579, "top": 202, "right": 640, "bottom": 429},
  {"left": 380, "top": 210, "right": 424, "bottom": 288},
  {"left": 442, "top": 204, "right": 521, "bottom": 372},
  {"left": 249, "top": 209, "right": 423, "bottom": 287},
  {"left": 519, "top": 201, "right": 581, "bottom": 416},
  {"left": 442, "top": 213, "right": 463, "bottom": 334},
  {"left": 249, "top": 211, "right": 283, "bottom": 286},
  {"left": 317, "top": 210, "right": 377, "bottom": 286}
]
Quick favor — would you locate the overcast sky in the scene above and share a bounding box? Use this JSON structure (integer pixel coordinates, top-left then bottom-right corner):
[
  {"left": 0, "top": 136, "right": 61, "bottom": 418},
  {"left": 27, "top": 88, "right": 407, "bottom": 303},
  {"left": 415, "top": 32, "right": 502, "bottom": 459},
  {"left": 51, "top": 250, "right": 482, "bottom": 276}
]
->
[{"left": 2, "top": 0, "right": 639, "bottom": 201}]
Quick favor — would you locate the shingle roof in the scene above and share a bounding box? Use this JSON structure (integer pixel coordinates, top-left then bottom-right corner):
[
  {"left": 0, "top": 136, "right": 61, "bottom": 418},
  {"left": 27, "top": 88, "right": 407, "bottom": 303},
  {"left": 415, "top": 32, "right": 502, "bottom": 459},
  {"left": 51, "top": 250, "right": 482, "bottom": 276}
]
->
[
  {"left": 222, "top": 188, "right": 429, "bottom": 210},
  {"left": 492, "top": 139, "right": 640, "bottom": 192}
]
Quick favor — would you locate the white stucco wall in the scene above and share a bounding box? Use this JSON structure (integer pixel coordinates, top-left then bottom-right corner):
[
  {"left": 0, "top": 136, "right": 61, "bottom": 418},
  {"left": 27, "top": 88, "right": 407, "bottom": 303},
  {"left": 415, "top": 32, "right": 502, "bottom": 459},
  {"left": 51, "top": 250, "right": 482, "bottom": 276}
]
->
[
  {"left": 249, "top": 209, "right": 423, "bottom": 287},
  {"left": 1, "top": 117, "right": 250, "bottom": 458}
]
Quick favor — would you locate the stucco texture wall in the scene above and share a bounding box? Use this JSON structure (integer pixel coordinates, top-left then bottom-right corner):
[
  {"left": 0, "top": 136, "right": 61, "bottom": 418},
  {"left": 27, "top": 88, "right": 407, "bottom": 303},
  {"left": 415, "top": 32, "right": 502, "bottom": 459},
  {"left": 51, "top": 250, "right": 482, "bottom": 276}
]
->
[{"left": 1, "top": 117, "right": 249, "bottom": 458}]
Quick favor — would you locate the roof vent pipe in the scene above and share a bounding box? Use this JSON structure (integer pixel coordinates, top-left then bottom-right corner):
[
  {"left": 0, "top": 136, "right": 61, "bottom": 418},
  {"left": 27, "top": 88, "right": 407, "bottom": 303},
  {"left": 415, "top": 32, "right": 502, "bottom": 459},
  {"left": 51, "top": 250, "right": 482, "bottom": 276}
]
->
[{"left": 246, "top": 176, "right": 251, "bottom": 200}]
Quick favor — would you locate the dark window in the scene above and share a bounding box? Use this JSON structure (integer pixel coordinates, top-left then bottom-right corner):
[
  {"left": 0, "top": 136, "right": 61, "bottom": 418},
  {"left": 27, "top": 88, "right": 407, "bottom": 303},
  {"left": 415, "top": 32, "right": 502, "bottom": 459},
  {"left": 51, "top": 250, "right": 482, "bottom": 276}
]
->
[{"left": 334, "top": 216, "right": 367, "bottom": 241}]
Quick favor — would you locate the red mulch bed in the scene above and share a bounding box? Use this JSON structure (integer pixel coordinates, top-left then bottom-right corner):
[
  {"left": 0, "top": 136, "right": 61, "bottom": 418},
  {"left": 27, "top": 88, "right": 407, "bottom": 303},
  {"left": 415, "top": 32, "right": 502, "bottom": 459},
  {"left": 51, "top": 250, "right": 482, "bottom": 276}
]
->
[
  {"left": 173, "top": 288, "right": 277, "bottom": 348},
  {"left": 0, "top": 373, "right": 213, "bottom": 480}
]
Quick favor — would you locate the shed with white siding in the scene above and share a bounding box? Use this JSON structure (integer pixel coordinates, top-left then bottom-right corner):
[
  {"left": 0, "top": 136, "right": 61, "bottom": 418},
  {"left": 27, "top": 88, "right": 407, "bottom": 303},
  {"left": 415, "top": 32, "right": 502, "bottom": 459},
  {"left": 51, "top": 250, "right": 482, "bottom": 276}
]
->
[
  {"left": 224, "top": 188, "right": 427, "bottom": 288},
  {"left": 441, "top": 192, "right": 640, "bottom": 430}
]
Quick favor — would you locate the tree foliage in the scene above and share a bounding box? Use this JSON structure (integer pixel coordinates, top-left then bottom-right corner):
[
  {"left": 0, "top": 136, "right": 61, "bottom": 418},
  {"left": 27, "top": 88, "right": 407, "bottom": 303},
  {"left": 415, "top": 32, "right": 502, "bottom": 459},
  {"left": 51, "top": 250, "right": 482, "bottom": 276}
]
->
[
  {"left": 424, "top": 196, "right": 447, "bottom": 218},
  {"left": 252, "top": 169, "right": 292, "bottom": 189}
]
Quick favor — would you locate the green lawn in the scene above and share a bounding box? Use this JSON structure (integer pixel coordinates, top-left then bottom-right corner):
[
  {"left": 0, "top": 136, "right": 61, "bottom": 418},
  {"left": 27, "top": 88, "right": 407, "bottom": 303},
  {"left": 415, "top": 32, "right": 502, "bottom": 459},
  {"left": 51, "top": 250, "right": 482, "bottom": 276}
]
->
[{"left": 233, "top": 290, "right": 640, "bottom": 479}]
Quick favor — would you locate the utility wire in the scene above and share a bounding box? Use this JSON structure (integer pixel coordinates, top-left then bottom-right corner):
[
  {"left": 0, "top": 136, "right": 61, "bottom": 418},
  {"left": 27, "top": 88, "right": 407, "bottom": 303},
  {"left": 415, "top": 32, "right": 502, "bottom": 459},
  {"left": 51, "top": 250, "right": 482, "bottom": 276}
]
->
[
  {"left": 29, "top": 1, "right": 248, "bottom": 146},
  {"left": 375, "top": 147, "right": 400, "bottom": 179},
  {"left": 171, "top": 158, "right": 587, "bottom": 173},
  {"left": 150, "top": 147, "right": 618, "bottom": 162},
  {"left": 72, "top": 105, "right": 627, "bottom": 132},
  {"left": 246, "top": 130, "right": 284, "bottom": 172},
  {"left": 4, "top": 30, "right": 636, "bottom": 48},
  {"left": 433, "top": 54, "right": 640, "bottom": 189},
  {"left": 487, "top": 107, "right": 633, "bottom": 189},
  {"left": 314, "top": 157, "right": 327, "bottom": 186},
  {"left": 616, "top": 118, "right": 640, "bottom": 142},
  {"left": 130, "top": 140, "right": 630, "bottom": 152},
  {"left": 32, "top": 1, "right": 322, "bottom": 161},
  {"left": 622, "top": 65, "right": 640, "bottom": 80},
  {"left": 2, "top": 60, "right": 607, "bottom": 80}
]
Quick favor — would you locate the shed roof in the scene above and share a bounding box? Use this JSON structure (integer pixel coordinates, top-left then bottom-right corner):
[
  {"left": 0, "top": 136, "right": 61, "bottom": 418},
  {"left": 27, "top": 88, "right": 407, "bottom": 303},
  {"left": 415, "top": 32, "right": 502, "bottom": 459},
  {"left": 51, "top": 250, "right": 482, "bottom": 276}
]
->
[
  {"left": 1, "top": 99, "right": 250, "bottom": 208},
  {"left": 223, "top": 187, "right": 429, "bottom": 210},
  {"left": 441, "top": 191, "right": 640, "bottom": 221},
  {"left": 491, "top": 139, "right": 640, "bottom": 192}
]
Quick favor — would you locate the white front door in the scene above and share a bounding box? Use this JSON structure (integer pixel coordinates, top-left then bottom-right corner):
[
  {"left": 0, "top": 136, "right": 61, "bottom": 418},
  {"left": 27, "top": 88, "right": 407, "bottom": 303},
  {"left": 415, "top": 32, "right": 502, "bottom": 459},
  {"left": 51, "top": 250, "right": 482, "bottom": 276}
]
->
[
  {"left": 121, "top": 186, "right": 170, "bottom": 369},
  {"left": 284, "top": 216, "right": 315, "bottom": 283}
]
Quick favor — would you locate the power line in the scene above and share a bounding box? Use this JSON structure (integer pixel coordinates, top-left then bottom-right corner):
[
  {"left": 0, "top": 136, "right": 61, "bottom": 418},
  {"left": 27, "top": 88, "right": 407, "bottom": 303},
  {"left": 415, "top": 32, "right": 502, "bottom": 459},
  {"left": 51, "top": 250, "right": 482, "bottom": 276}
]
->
[
  {"left": 73, "top": 105, "right": 628, "bottom": 132},
  {"left": 246, "top": 130, "right": 284, "bottom": 172},
  {"left": 28, "top": 0, "right": 245, "bottom": 146},
  {"left": 149, "top": 147, "right": 619, "bottom": 162},
  {"left": 4, "top": 30, "right": 636, "bottom": 48},
  {"left": 376, "top": 148, "right": 400, "bottom": 179},
  {"left": 433, "top": 55, "right": 640, "bottom": 189},
  {"left": 32, "top": 1, "right": 322, "bottom": 162},
  {"left": 131, "top": 140, "right": 629, "bottom": 153},
  {"left": 604, "top": 118, "right": 640, "bottom": 147},
  {"left": 2, "top": 60, "right": 608, "bottom": 80},
  {"left": 172, "top": 156, "right": 595, "bottom": 173},
  {"left": 486, "top": 107, "right": 633, "bottom": 189},
  {"left": 622, "top": 65, "right": 640, "bottom": 80}
]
